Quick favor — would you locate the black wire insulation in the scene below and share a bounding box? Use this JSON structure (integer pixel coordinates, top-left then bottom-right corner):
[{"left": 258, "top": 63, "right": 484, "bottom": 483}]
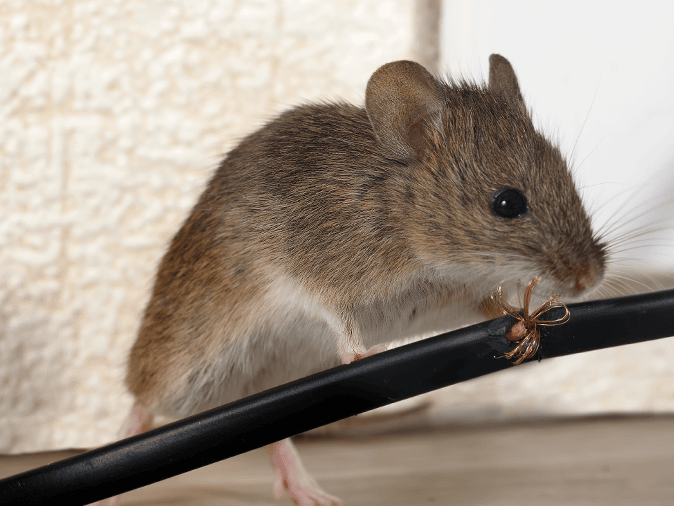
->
[{"left": 1, "top": 289, "right": 673, "bottom": 505}]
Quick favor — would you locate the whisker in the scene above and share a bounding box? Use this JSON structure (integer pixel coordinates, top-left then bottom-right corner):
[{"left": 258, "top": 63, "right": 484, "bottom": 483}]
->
[
  {"left": 570, "top": 79, "right": 601, "bottom": 166},
  {"left": 607, "top": 256, "right": 668, "bottom": 265},
  {"left": 607, "top": 239, "right": 674, "bottom": 255},
  {"left": 607, "top": 230, "right": 674, "bottom": 246},
  {"left": 605, "top": 219, "right": 674, "bottom": 241},
  {"left": 574, "top": 133, "right": 606, "bottom": 176},
  {"left": 599, "top": 205, "right": 674, "bottom": 241},
  {"left": 593, "top": 174, "right": 674, "bottom": 236},
  {"left": 603, "top": 272, "right": 655, "bottom": 293}
]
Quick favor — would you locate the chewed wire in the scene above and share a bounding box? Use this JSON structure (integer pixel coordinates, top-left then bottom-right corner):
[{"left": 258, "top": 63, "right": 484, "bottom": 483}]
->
[{"left": 492, "top": 276, "right": 571, "bottom": 365}]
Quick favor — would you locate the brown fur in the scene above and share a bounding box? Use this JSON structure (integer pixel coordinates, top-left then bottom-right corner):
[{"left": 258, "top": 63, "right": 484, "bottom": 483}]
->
[{"left": 126, "top": 55, "right": 606, "bottom": 419}]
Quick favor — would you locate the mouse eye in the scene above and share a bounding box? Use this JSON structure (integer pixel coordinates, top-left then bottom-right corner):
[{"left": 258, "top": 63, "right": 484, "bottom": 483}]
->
[{"left": 492, "top": 188, "right": 528, "bottom": 219}]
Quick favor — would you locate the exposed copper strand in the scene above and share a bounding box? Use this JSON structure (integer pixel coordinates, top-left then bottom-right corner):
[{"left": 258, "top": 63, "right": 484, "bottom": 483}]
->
[{"left": 491, "top": 277, "right": 571, "bottom": 365}]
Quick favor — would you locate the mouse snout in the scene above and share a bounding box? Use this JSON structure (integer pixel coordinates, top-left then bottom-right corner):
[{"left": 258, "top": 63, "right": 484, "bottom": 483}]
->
[
  {"left": 546, "top": 251, "right": 605, "bottom": 298},
  {"left": 574, "top": 264, "right": 599, "bottom": 292},
  {"left": 571, "top": 258, "right": 605, "bottom": 297}
]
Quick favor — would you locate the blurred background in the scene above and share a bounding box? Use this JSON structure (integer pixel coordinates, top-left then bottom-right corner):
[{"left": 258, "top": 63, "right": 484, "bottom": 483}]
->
[{"left": 1, "top": 0, "right": 673, "bottom": 453}]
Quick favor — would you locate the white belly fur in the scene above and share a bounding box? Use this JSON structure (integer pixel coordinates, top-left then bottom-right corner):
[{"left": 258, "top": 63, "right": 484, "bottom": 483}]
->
[{"left": 161, "top": 273, "right": 484, "bottom": 418}]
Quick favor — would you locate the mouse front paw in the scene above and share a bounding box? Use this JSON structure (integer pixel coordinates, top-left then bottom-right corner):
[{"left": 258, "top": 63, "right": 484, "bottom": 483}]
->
[{"left": 341, "top": 344, "right": 387, "bottom": 365}]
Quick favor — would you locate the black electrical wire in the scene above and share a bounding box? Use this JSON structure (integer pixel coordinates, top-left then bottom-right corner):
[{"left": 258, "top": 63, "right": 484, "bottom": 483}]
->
[{"left": 1, "top": 289, "right": 673, "bottom": 505}]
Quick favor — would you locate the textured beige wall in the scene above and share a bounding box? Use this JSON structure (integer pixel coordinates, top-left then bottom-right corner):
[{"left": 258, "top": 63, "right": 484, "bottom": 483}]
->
[
  {"left": 2, "top": 0, "right": 674, "bottom": 456},
  {"left": 0, "top": 0, "right": 416, "bottom": 452}
]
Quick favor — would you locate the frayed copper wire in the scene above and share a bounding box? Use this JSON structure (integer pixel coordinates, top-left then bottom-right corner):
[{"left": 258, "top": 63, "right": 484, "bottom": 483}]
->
[{"left": 491, "top": 276, "right": 571, "bottom": 365}]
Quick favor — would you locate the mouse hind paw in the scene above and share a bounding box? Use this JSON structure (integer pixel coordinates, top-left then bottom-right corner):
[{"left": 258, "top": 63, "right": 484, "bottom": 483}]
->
[
  {"left": 268, "top": 439, "right": 342, "bottom": 506},
  {"left": 272, "top": 471, "right": 342, "bottom": 506}
]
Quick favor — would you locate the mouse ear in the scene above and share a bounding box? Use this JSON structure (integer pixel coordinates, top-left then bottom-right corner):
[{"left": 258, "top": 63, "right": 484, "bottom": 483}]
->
[
  {"left": 488, "top": 54, "right": 526, "bottom": 110},
  {"left": 365, "top": 60, "right": 444, "bottom": 163}
]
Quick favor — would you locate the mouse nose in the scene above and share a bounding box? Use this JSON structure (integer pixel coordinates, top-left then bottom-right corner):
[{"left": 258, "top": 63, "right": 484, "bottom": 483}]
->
[
  {"left": 573, "top": 258, "right": 604, "bottom": 293},
  {"left": 575, "top": 271, "right": 595, "bottom": 292},
  {"left": 548, "top": 248, "right": 606, "bottom": 297}
]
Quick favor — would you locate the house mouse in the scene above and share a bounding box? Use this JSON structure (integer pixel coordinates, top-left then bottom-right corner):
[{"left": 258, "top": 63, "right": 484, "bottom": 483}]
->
[{"left": 109, "top": 54, "right": 606, "bottom": 506}]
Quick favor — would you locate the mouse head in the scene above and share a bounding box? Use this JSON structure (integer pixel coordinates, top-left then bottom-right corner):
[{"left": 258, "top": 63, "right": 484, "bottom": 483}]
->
[{"left": 365, "top": 55, "right": 606, "bottom": 299}]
